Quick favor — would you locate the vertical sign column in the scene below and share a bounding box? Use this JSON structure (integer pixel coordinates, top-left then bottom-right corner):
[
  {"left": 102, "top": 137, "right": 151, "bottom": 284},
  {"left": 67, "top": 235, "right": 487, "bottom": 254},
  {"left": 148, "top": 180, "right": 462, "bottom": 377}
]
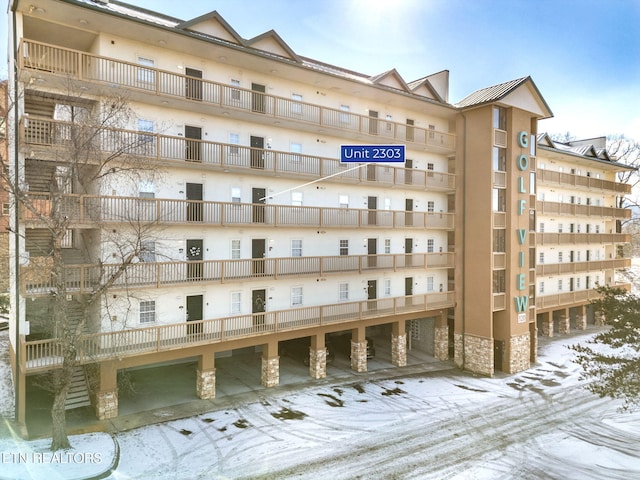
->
[{"left": 514, "top": 131, "right": 530, "bottom": 321}]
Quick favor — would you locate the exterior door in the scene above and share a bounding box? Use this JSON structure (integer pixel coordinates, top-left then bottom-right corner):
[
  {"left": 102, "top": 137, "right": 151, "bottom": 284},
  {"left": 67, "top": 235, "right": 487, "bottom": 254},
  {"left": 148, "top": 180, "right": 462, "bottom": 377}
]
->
[
  {"left": 367, "top": 238, "right": 377, "bottom": 268},
  {"left": 252, "top": 187, "right": 266, "bottom": 223},
  {"left": 186, "top": 183, "right": 203, "bottom": 222},
  {"left": 405, "top": 238, "right": 413, "bottom": 266},
  {"left": 252, "top": 238, "right": 266, "bottom": 275},
  {"left": 405, "top": 277, "right": 414, "bottom": 306},
  {"left": 185, "top": 125, "right": 202, "bottom": 162},
  {"left": 185, "top": 68, "right": 203, "bottom": 101},
  {"left": 250, "top": 135, "right": 265, "bottom": 169},
  {"left": 368, "top": 110, "right": 378, "bottom": 135},
  {"left": 252, "top": 289, "right": 266, "bottom": 327},
  {"left": 405, "top": 198, "right": 414, "bottom": 226},
  {"left": 251, "top": 83, "right": 266, "bottom": 113},
  {"left": 186, "top": 239, "right": 203, "bottom": 280},
  {"left": 186, "top": 294, "right": 203, "bottom": 335},
  {"left": 367, "top": 279, "right": 377, "bottom": 312},
  {"left": 367, "top": 196, "right": 377, "bottom": 225},
  {"left": 405, "top": 158, "right": 413, "bottom": 184}
]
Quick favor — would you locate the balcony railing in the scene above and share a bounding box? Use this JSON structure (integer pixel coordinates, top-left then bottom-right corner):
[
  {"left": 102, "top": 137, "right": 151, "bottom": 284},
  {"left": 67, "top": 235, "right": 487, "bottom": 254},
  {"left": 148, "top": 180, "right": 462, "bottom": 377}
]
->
[
  {"left": 538, "top": 169, "right": 630, "bottom": 195},
  {"left": 22, "top": 291, "right": 456, "bottom": 371},
  {"left": 21, "top": 118, "right": 455, "bottom": 191},
  {"left": 537, "top": 200, "right": 631, "bottom": 219},
  {"left": 536, "top": 283, "right": 631, "bottom": 310},
  {"left": 536, "top": 258, "right": 631, "bottom": 276},
  {"left": 537, "top": 232, "right": 630, "bottom": 245},
  {"left": 21, "top": 193, "right": 456, "bottom": 230},
  {"left": 22, "top": 252, "right": 455, "bottom": 296},
  {"left": 19, "top": 39, "right": 455, "bottom": 152}
]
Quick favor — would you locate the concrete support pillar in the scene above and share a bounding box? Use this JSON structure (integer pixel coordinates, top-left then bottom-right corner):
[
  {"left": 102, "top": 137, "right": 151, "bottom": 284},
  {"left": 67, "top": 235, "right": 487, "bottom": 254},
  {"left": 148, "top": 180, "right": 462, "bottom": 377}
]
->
[
  {"left": 595, "top": 310, "right": 606, "bottom": 326},
  {"left": 196, "top": 352, "right": 216, "bottom": 400},
  {"left": 261, "top": 340, "right": 279, "bottom": 388},
  {"left": 558, "top": 309, "right": 570, "bottom": 334},
  {"left": 350, "top": 327, "right": 367, "bottom": 373},
  {"left": 529, "top": 322, "right": 538, "bottom": 364},
  {"left": 391, "top": 320, "right": 407, "bottom": 367},
  {"left": 95, "top": 362, "right": 118, "bottom": 420},
  {"left": 309, "top": 334, "right": 327, "bottom": 379},
  {"left": 541, "top": 311, "right": 553, "bottom": 337},
  {"left": 434, "top": 312, "right": 449, "bottom": 361},
  {"left": 575, "top": 305, "right": 587, "bottom": 330}
]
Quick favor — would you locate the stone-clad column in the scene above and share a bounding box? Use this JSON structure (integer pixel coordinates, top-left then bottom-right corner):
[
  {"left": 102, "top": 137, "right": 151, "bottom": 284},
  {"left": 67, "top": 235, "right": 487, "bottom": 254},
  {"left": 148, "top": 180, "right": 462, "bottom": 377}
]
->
[
  {"left": 595, "top": 310, "right": 606, "bottom": 326},
  {"left": 540, "top": 311, "right": 553, "bottom": 337},
  {"left": 309, "top": 334, "right": 327, "bottom": 379},
  {"left": 196, "top": 352, "right": 216, "bottom": 399},
  {"left": 574, "top": 305, "right": 587, "bottom": 330},
  {"left": 558, "top": 309, "right": 570, "bottom": 334},
  {"left": 391, "top": 333, "right": 407, "bottom": 367},
  {"left": 434, "top": 312, "right": 449, "bottom": 361},
  {"left": 95, "top": 361, "right": 118, "bottom": 420},
  {"left": 508, "top": 333, "right": 530, "bottom": 374},
  {"left": 261, "top": 341, "right": 279, "bottom": 387},
  {"left": 351, "top": 340, "right": 367, "bottom": 372}
]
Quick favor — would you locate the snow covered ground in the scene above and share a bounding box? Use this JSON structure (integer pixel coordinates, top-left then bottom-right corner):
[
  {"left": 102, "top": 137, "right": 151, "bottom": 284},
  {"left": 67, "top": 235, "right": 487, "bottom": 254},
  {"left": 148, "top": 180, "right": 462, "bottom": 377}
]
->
[{"left": 2, "top": 327, "right": 639, "bottom": 479}]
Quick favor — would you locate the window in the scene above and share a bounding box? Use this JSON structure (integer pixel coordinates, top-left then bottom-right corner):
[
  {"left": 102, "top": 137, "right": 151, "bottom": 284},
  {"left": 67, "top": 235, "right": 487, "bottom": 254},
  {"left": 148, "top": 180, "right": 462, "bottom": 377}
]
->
[
  {"left": 492, "top": 147, "right": 507, "bottom": 171},
  {"left": 492, "top": 188, "right": 506, "bottom": 212},
  {"left": 558, "top": 251, "right": 563, "bottom": 263},
  {"left": 427, "top": 163, "right": 435, "bottom": 177},
  {"left": 231, "top": 239, "right": 241, "bottom": 259},
  {"left": 539, "top": 222, "right": 545, "bottom": 233},
  {"left": 137, "top": 119, "right": 155, "bottom": 153},
  {"left": 291, "top": 93, "right": 303, "bottom": 114},
  {"left": 558, "top": 279, "right": 563, "bottom": 292},
  {"left": 231, "top": 292, "right": 241, "bottom": 314},
  {"left": 406, "top": 119, "right": 414, "bottom": 141},
  {"left": 539, "top": 252, "right": 544, "bottom": 264},
  {"left": 339, "top": 239, "right": 349, "bottom": 256},
  {"left": 291, "top": 239, "right": 302, "bottom": 257},
  {"left": 1, "top": 203, "right": 9, "bottom": 216},
  {"left": 428, "top": 124, "right": 436, "bottom": 139},
  {"left": 576, "top": 278, "right": 581, "bottom": 289},
  {"left": 493, "top": 229, "right": 506, "bottom": 253},
  {"left": 558, "top": 223, "right": 563, "bottom": 233},
  {"left": 229, "top": 133, "right": 240, "bottom": 155},
  {"left": 290, "top": 142, "right": 302, "bottom": 161},
  {"left": 595, "top": 224, "right": 600, "bottom": 233},
  {"left": 558, "top": 194, "right": 563, "bottom": 203},
  {"left": 427, "top": 201, "right": 435, "bottom": 213},
  {"left": 231, "top": 187, "right": 241, "bottom": 204},
  {"left": 137, "top": 56, "right": 155, "bottom": 84},
  {"left": 384, "top": 279, "right": 391, "bottom": 296},
  {"left": 384, "top": 239, "right": 391, "bottom": 254},
  {"left": 230, "top": 79, "right": 241, "bottom": 101},
  {"left": 427, "top": 277, "right": 434, "bottom": 292},
  {"left": 339, "top": 194, "right": 349, "bottom": 208},
  {"left": 576, "top": 224, "right": 581, "bottom": 233},
  {"left": 529, "top": 171, "right": 536, "bottom": 194},
  {"left": 340, "top": 104, "right": 350, "bottom": 123},
  {"left": 385, "top": 114, "right": 393, "bottom": 131},
  {"left": 492, "top": 270, "right": 505, "bottom": 293},
  {"left": 493, "top": 106, "right": 506, "bottom": 130},
  {"left": 384, "top": 198, "right": 392, "bottom": 210},
  {"left": 427, "top": 239, "right": 435, "bottom": 253},
  {"left": 139, "top": 240, "right": 156, "bottom": 262},
  {"left": 539, "top": 281, "right": 545, "bottom": 294},
  {"left": 291, "top": 287, "right": 303, "bottom": 306},
  {"left": 139, "top": 300, "right": 156, "bottom": 324},
  {"left": 339, "top": 283, "right": 349, "bottom": 301},
  {"left": 291, "top": 191, "right": 303, "bottom": 206}
]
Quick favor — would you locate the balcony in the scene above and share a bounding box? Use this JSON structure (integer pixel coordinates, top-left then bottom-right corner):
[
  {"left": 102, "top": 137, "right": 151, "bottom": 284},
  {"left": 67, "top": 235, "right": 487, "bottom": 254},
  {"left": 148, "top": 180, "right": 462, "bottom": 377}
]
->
[
  {"left": 537, "top": 201, "right": 631, "bottom": 219},
  {"left": 536, "top": 258, "right": 631, "bottom": 276},
  {"left": 21, "top": 291, "right": 456, "bottom": 372},
  {"left": 538, "top": 169, "right": 630, "bottom": 195},
  {"left": 537, "top": 232, "right": 630, "bottom": 245},
  {"left": 19, "top": 40, "right": 455, "bottom": 153},
  {"left": 21, "top": 118, "right": 456, "bottom": 191},
  {"left": 536, "top": 283, "right": 631, "bottom": 310},
  {"left": 22, "top": 252, "right": 456, "bottom": 296},
  {"left": 20, "top": 193, "right": 456, "bottom": 230}
]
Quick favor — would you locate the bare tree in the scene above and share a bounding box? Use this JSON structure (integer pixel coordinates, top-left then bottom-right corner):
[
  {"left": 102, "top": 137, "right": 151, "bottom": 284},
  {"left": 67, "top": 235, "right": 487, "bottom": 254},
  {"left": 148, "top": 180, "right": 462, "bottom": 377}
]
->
[{"left": 4, "top": 81, "right": 162, "bottom": 450}]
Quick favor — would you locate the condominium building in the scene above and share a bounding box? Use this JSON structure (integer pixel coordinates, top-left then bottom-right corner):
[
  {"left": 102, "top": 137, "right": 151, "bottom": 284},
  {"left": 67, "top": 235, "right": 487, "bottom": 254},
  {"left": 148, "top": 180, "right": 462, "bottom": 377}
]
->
[{"left": 6, "top": 0, "right": 631, "bottom": 427}]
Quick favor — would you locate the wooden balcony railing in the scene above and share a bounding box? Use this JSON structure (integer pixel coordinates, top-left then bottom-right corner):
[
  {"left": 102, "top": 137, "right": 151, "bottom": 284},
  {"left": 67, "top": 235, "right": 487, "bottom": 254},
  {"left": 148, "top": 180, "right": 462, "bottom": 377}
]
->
[
  {"left": 537, "top": 200, "right": 631, "bottom": 219},
  {"left": 21, "top": 193, "right": 455, "bottom": 229},
  {"left": 22, "top": 252, "right": 455, "bottom": 296},
  {"left": 538, "top": 169, "right": 630, "bottom": 195},
  {"left": 22, "top": 291, "right": 456, "bottom": 371},
  {"left": 536, "top": 258, "right": 631, "bottom": 276},
  {"left": 537, "top": 232, "right": 630, "bottom": 245},
  {"left": 21, "top": 118, "right": 455, "bottom": 191},
  {"left": 19, "top": 39, "right": 455, "bottom": 152},
  {"left": 536, "top": 283, "right": 631, "bottom": 310}
]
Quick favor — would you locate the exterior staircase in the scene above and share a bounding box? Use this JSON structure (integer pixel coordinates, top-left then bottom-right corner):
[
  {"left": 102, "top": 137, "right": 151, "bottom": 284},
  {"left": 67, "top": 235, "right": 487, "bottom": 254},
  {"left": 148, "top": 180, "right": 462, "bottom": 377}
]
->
[{"left": 64, "top": 298, "right": 91, "bottom": 410}]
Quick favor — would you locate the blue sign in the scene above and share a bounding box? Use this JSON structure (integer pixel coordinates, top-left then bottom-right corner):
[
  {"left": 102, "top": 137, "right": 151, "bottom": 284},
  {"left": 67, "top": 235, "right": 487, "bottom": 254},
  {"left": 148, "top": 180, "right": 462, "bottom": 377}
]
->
[{"left": 340, "top": 145, "right": 405, "bottom": 163}]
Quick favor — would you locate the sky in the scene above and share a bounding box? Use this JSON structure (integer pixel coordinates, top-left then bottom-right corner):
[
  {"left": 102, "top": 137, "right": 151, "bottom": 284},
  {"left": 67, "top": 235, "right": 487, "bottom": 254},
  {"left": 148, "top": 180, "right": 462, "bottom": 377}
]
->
[{"left": 1, "top": 0, "right": 639, "bottom": 140}]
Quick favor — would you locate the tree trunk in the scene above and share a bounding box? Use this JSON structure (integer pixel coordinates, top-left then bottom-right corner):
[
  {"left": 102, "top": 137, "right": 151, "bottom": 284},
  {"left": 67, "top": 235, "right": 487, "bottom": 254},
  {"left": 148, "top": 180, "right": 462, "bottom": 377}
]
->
[{"left": 50, "top": 356, "right": 73, "bottom": 450}]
